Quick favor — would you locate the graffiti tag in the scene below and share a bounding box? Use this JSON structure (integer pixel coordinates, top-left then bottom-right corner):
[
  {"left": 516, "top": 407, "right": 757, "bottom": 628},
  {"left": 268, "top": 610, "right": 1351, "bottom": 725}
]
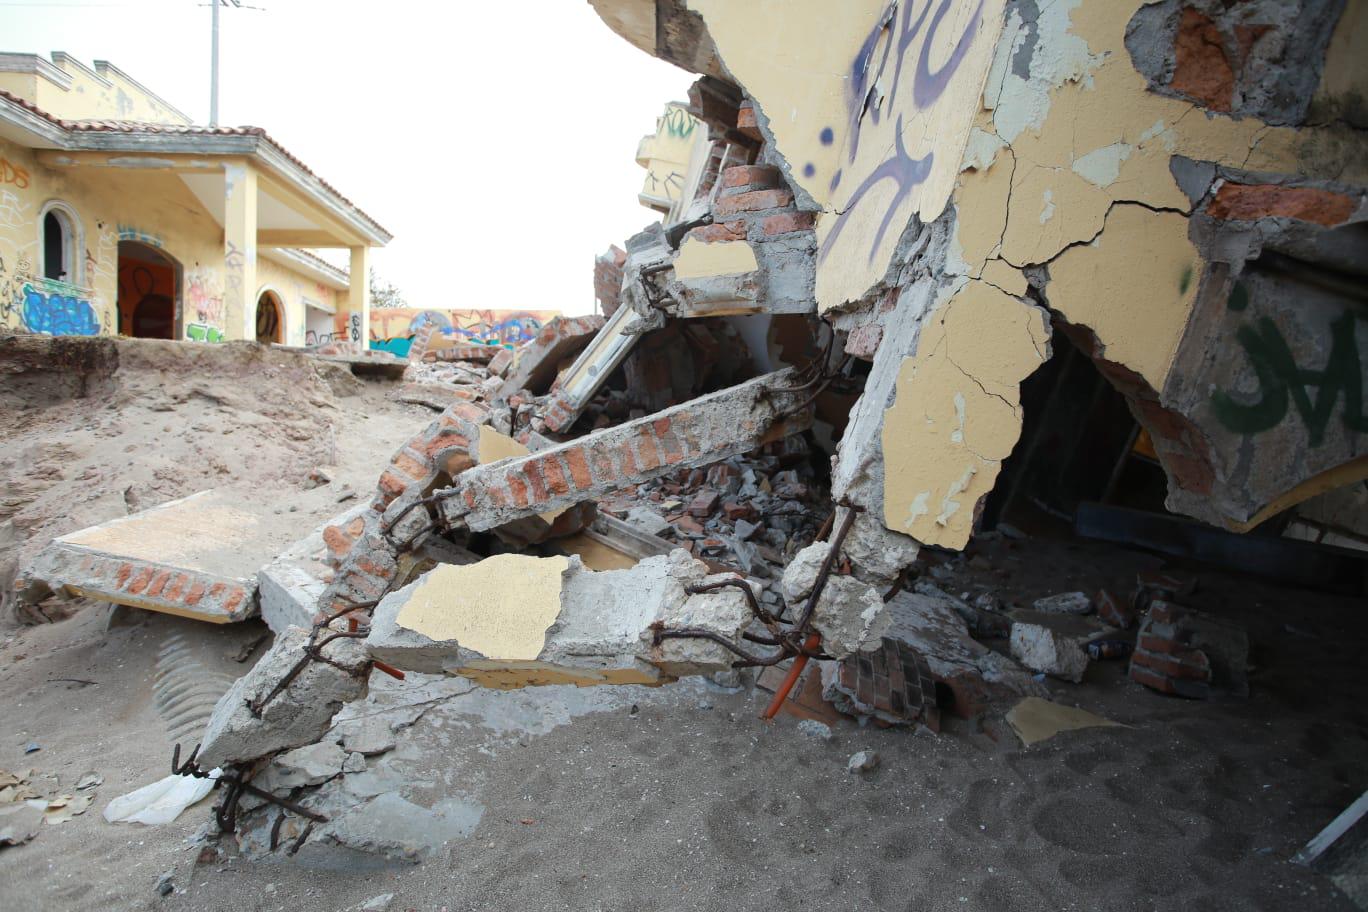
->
[
  {"left": 22, "top": 282, "right": 101, "bottom": 336},
  {"left": 1212, "top": 297, "right": 1368, "bottom": 447},
  {"left": 187, "top": 322, "right": 225, "bottom": 343},
  {"left": 0, "top": 158, "right": 29, "bottom": 189},
  {"left": 816, "top": 0, "right": 987, "bottom": 266}
]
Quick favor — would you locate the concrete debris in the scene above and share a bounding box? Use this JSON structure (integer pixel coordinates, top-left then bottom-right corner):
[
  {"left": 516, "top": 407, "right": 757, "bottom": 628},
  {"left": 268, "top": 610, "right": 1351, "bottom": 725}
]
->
[
  {"left": 1032, "top": 592, "right": 1093, "bottom": 615},
  {"left": 360, "top": 894, "right": 396, "bottom": 912},
  {"left": 0, "top": 802, "right": 44, "bottom": 848},
  {"left": 155, "top": 870, "right": 175, "bottom": 897},
  {"left": 269, "top": 741, "right": 349, "bottom": 788},
  {"left": 367, "top": 550, "right": 754, "bottom": 686},
  {"left": 1009, "top": 611, "right": 1114, "bottom": 684},
  {"left": 197, "top": 625, "right": 371, "bottom": 769},
  {"left": 797, "top": 719, "right": 833, "bottom": 741},
  {"left": 846, "top": 750, "right": 879, "bottom": 773},
  {"left": 824, "top": 637, "right": 940, "bottom": 730}
]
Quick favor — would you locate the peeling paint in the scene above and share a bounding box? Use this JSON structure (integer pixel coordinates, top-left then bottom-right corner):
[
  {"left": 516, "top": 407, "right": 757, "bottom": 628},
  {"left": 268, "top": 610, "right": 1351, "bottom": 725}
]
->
[{"left": 672, "top": 236, "right": 759, "bottom": 280}]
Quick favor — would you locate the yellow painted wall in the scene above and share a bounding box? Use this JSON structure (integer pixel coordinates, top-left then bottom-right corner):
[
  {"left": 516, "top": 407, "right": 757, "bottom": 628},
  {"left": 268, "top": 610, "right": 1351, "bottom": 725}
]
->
[
  {"left": 636, "top": 102, "right": 702, "bottom": 214},
  {"left": 28, "top": 57, "right": 190, "bottom": 125},
  {"left": 0, "top": 137, "right": 338, "bottom": 343},
  {"left": 687, "top": 0, "right": 1009, "bottom": 310}
]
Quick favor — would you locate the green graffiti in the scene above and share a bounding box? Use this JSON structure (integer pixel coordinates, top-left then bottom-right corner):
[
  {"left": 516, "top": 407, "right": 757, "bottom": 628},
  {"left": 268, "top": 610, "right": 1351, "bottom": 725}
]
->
[
  {"left": 662, "top": 106, "right": 697, "bottom": 140},
  {"left": 186, "top": 322, "right": 225, "bottom": 343},
  {"left": 1211, "top": 308, "right": 1368, "bottom": 447}
]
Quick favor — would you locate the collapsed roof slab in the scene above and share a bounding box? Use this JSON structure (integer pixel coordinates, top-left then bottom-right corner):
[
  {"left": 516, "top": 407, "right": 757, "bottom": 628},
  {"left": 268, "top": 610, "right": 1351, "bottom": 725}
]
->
[
  {"left": 16, "top": 489, "right": 317, "bottom": 624},
  {"left": 441, "top": 368, "right": 816, "bottom": 533}
]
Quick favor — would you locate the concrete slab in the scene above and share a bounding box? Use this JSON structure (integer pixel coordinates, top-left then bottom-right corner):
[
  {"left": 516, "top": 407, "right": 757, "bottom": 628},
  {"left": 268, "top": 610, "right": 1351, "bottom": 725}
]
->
[{"left": 17, "top": 489, "right": 326, "bottom": 624}]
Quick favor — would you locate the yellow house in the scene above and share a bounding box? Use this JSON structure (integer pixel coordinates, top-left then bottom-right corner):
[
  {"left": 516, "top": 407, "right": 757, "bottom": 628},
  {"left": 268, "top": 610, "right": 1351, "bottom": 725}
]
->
[{"left": 0, "top": 52, "right": 389, "bottom": 346}]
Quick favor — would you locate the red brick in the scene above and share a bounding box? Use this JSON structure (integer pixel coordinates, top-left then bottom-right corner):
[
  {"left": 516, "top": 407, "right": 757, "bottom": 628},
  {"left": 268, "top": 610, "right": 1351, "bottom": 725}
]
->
[
  {"left": 115, "top": 562, "right": 134, "bottom": 589},
  {"left": 208, "top": 583, "right": 226, "bottom": 601},
  {"left": 356, "top": 552, "right": 397, "bottom": 579},
  {"left": 323, "top": 524, "right": 354, "bottom": 557},
  {"left": 688, "top": 222, "right": 748, "bottom": 244},
  {"left": 1130, "top": 663, "right": 1178, "bottom": 694},
  {"left": 565, "top": 447, "right": 593, "bottom": 489},
  {"left": 184, "top": 580, "right": 207, "bottom": 606},
  {"left": 715, "top": 188, "right": 794, "bottom": 216},
  {"left": 721, "top": 165, "right": 782, "bottom": 189},
  {"left": 415, "top": 432, "right": 470, "bottom": 459},
  {"left": 636, "top": 434, "right": 662, "bottom": 471},
  {"left": 506, "top": 471, "right": 531, "bottom": 508},
  {"left": 1097, "top": 588, "right": 1135, "bottom": 629},
  {"left": 147, "top": 570, "right": 172, "bottom": 598},
  {"left": 391, "top": 449, "right": 433, "bottom": 482},
  {"left": 618, "top": 442, "right": 640, "bottom": 476},
  {"left": 1132, "top": 647, "right": 1210, "bottom": 680},
  {"left": 164, "top": 573, "right": 189, "bottom": 602},
  {"left": 541, "top": 457, "right": 571, "bottom": 497},
  {"left": 1207, "top": 183, "right": 1357, "bottom": 227},
  {"left": 523, "top": 462, "right": 549, "bottom": 502},
  {"left": 126, "top": 566, "right": 154, "bottom": 595},
  {"left": 1170, "top": 8, "right": 1233, "bottom": 112},
  {"left": 222, "top": 586, "right": 246, "bottom": 616},
  {"left": 377, "top": 470, "right": 408, "bottom": 502},
  {"left": 761, "top": 211, "right": 815, "bottom": 235},
  {"left": 442, "top": 452, "right": 475, "bottom": 477}
]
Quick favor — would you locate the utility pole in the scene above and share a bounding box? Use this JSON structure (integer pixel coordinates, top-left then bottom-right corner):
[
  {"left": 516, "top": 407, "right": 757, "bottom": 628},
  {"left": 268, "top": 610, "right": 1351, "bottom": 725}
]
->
[
  {"left": 207, "top": 1, "right": 258, "bottom": 127},
  {"left": 209, "top": 0, "right": 220, "bottom": 126}
]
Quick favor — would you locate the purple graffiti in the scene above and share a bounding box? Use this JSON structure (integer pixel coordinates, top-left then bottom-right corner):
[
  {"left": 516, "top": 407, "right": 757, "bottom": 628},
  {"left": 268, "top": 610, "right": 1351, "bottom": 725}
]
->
[
  {"left": 23, "top": 284, "right": 100, "bottom": 336},
  {"left": 817, "top": 0, "right": 985, "bottom": 266}
]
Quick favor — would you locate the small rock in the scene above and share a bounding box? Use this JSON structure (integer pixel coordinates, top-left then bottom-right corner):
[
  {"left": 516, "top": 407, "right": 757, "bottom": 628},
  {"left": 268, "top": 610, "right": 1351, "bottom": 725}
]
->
[
  {"left": 23, "top": 743, "right": 38, "bottom": 755},
  {"left": 155, "top": 871, "right": 174, "bottom": 897},
  {"left": 797, "top": 720, "right": 833, "bottom": 741},
  {"left": 336, "top": 486, "right": 357, "bottom": 503},
  {"left": 342, "top": 751, "right": 367, "bottom": 774},
  {"left": 304, "top": 468, "right": 332, "bottom": 489},
  {"left": 360, "top": 893, "right": 395, "bottom": 912},
  {"left": 75, "top": 772, "right": 102, "bottom": 790},
  {"left": 1032, "top": 592, "right": 1093, "bottom": 615},
  {"left": 847, "top": 750, "right": 880, "bottom": 773}
]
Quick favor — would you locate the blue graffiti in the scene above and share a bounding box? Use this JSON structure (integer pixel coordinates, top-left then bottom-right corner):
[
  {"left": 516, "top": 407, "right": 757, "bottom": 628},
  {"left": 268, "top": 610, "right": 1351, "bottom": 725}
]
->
[
  {"left": 22, "top": 284, "right": 100, "bottom": 336},
  {"left": 369, "top": 337, "right": 413, "bottom": 358}
]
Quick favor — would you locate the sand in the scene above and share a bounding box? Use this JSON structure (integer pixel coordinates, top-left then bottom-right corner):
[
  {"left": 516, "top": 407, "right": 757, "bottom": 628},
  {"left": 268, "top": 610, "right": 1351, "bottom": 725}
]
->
[{"left": 0, "top": 338, "right": 1365, "bottom": 911}]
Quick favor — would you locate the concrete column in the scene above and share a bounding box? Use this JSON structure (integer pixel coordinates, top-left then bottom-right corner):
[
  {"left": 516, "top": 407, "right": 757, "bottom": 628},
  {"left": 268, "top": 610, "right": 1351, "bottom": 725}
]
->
[
  {"left": 222, "top": 161, "right": 258, "bottom": 341},
  {"left": 346, "top": 245, "right": 370, "bottom": 348}
]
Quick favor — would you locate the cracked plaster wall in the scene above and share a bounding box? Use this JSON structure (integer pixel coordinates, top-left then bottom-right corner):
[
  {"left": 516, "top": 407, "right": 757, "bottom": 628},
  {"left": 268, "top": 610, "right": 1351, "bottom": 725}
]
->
[{"left": 592, "top": 0, "right": 1368, "bottom": 542}]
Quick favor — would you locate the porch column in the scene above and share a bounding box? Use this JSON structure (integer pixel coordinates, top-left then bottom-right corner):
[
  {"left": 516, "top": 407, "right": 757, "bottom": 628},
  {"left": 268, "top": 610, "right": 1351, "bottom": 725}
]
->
[
  {"left": 223, "top": 161, "right": 258, "bottom": 341},
  {"left": 346, "top": 244, "right": 371, "bottom": 348}
]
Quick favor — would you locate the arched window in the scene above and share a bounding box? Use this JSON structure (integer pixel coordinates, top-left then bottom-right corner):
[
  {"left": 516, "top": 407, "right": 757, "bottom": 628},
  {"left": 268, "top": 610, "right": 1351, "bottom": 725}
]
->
[{"left": 38, "top": 202, "right": 82, "bottom": 285}]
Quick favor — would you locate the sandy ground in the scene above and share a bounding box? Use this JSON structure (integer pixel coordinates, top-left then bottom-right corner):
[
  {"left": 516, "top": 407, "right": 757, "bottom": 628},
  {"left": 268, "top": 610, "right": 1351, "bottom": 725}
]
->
[{"left": 0, "top": 338, "right": 1365, "bottom": 911}]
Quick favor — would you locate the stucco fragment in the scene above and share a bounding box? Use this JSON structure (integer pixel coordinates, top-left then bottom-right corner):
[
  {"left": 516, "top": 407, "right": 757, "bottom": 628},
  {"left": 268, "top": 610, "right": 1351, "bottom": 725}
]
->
[{"left": 881, "top": 281, "right": 1050, "bottom": 549}]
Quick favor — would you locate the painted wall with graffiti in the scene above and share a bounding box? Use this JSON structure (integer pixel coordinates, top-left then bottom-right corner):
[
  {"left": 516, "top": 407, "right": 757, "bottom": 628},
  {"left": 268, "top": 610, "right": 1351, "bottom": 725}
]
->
[
  {"left": 635, "top": 102, "right": 703, "bottom": 218},
  {"left": 593, "top": 0, "right": 1367, "bottom": 541},
  {"left": 0, "top": 135, "right": 345, "bottom": 347},
  {"left": 361, "top": 308, "right": 562, "bottom": 359}
]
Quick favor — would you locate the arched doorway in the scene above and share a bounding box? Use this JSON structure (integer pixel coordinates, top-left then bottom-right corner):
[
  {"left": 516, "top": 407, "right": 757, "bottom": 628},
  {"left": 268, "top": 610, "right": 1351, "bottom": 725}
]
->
[
  {"left": 255, "top": 291, "right": 283, "bottom": 344},
  {"left": 117, "top": 241, "right": 179, "bottom": 339}
]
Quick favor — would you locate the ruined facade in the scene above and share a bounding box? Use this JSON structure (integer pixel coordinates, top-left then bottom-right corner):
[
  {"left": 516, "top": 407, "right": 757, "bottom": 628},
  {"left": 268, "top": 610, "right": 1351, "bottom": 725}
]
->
[
  {"left": 0, "top": 52, "right": 387, "bottom": 346},
  {"left": 588, "top": 0, "right": 1368, "bottom": 541}
]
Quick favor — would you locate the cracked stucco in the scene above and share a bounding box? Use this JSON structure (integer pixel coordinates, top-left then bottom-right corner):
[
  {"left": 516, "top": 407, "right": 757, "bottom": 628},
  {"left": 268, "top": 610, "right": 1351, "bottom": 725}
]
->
[{"left": 881, "top": 280, "right": 1050, "bottom": 549}]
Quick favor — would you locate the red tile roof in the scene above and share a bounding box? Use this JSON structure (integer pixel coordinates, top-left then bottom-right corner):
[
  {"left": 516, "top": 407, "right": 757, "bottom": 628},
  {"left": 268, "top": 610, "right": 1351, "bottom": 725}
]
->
[{"left": 0, "top": 88, "right": 389, "bottom": 240}]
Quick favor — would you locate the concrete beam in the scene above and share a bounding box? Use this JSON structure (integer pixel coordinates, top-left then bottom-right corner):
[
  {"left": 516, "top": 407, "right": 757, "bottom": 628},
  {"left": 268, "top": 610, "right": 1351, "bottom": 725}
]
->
[{"left": 440, "top": 368, "right": 815, "bottom": 532}]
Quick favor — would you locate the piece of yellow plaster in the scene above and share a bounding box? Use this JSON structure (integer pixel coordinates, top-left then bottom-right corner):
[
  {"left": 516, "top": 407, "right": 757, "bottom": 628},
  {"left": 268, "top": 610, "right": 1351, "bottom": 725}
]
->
[
  {"left": 673, "top": 237, "right": 758, "bottom": 279},
  {"left": 395, "top": 555, "right": 570, "bottom": 662},
  {"left": 881, "top": 281, "right": 1049, "bottom": 549}
]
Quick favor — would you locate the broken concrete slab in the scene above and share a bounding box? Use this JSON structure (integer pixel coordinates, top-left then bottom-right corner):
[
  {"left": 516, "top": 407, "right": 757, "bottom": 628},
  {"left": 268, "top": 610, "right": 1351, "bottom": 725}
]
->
[
  {"left": 497, "top": 315, "right": 605, "bottom": 399},
  {"left": 367, "top": 550, "right": 753, "bottom": 687},
  {"left": 824, "top": 636, "right": 940, "bottom": 730},
  {"left": 259, "top": 504, "right": 372, "bottom": 634},
  {"left": 16, "top": 489, "right": 273, "bottom": 624},
  {"left": 443, "top": 369, "right": 816, "bottom": 533},
  {"left": 197, "top": 625, "right": 370, "bottom": 768},
  {"left": 1032, "top": 592, "right": 1093, "bottom": 615}
]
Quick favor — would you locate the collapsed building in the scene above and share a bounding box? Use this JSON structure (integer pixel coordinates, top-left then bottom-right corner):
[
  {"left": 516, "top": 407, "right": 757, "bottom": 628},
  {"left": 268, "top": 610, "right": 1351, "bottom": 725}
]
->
[{"left": 12, "top": 0, "right": 1368, "bottom": 868}]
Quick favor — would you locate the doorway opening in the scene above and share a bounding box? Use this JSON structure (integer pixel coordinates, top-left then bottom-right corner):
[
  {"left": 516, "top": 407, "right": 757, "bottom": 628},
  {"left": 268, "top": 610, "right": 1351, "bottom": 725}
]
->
[
  {"left": 256, "top": 291, "right": 283, "bottom": 344},
  {"left": 117, "top": 241, "right": 178, "bottom": 339}
]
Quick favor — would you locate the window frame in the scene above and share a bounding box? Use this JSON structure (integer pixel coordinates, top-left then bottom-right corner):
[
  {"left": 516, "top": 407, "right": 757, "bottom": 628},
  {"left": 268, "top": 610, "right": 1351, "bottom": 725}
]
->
[{"left": 37, "top": 200, "right": 84, "bottom": 287}]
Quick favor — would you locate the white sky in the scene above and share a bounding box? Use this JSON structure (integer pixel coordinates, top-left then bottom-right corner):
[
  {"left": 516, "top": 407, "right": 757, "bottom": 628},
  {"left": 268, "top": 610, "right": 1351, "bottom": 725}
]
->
[{"left": 4, "top": 0, "right": 695, "bottom": 316}]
